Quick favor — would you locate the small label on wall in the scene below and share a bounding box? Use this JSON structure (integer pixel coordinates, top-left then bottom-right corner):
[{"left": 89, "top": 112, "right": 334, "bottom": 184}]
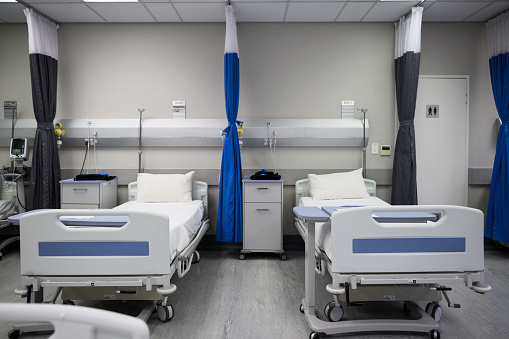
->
[
  {"left": 426, "top": 105, "right": 439, "bottom": 118},
  {"left": 173, "top": 100, "right": 186, "bottom": 119}
]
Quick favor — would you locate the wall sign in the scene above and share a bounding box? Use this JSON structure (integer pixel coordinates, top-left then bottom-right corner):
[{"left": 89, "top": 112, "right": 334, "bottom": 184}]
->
[{"left": 426, "top": 105, "right": 439, "bottom": 118}]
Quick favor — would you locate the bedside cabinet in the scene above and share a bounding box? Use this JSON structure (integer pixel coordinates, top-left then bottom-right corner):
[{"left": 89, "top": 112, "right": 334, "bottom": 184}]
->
[
  {"left": 241, "top": 178, "right": 286, "bottom": 260},
  {"left": 60, "top": 178, "right": 118, "bottom": 209}
]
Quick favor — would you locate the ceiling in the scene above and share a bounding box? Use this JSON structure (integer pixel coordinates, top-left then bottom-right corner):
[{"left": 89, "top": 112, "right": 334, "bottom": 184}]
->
[{"left": 1, "top": 0, "right": 509, "bottom": 24}]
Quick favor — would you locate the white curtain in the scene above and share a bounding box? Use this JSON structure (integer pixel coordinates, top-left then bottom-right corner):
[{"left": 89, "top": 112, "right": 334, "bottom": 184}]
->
[
  {"left": 24, "top": 8, "right": 59, "bottom": 60},
  {"left": 394, "top": 7, "right": 423, "bottom": 59},
  {"left": 224, "top": 6, "right": 239, "bottom": 55}
]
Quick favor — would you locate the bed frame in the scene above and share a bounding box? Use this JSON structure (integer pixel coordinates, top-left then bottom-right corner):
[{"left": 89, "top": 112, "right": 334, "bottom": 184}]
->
[
  {"left": 293, "top": 178, "right": 491, "bottom": 339},
  {"left": 12, "top": 180, "right": 209, "bottom": 337}
]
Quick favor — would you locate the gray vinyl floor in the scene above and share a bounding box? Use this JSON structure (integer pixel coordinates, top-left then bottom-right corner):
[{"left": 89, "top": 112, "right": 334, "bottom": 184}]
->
[{"left": 0, "top": 247, "right": 508, "bottom": 339}]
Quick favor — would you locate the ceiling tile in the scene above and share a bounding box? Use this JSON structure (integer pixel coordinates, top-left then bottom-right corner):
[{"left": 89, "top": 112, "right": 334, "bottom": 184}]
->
[
  {"left": 423, "top": 2, "right": 491, "bottom": 22},
  {"left": 232, "top": 3, "right": 287, "bottom": 22},
  {"left": 30, "top": 4, "right": 104, "bottom": 23},
  {"left": 363, "top": 2, "right": 420, "bottom": 22},
  {"left": 173, "top": 3, "right": 226, "bottom": 22},
  {"left": 465, "top": 2, "right": 509, "bottom": 21},
  {"left": 0, "top": 3, "right": 26, "bottom": 23},
  {"left": 87, "top": 3, "right": 156, "bottom": 23},
  {"left": 145, "top": 3, "right": 181, "bottom": 22},
  {"left": 2, "top": 0, "right": 509, "bottom": 23},
  {"left": 286, "top": 2, "right": 345, "bottom": 22},
  {"left": 337, "top": 2, "right": 373, "bottom": 22}
]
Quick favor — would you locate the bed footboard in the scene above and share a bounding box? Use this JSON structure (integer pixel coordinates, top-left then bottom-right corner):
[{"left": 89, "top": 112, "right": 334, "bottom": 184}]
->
[
  {"left": 20, "top": 209, "right": 172, "bottom": 277},
  {"left": 330, "top": 205, "right": 484, "bottom": 274}
]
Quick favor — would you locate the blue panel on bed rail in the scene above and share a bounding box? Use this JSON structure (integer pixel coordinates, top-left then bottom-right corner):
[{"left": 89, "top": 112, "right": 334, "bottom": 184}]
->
[
  {"left": 352, "top": 238, "right": 465, "bottom": 254},
  {"left": 39, "top": 242, "right": 149, "bottom": 256}
]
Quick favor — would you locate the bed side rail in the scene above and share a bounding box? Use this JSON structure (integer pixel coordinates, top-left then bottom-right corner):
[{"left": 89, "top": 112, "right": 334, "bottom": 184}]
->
[
  {"left": 330, "top": 205, "right": 484, "bottom": 274},
  {"left": 19, "top": 209, "right": 172, "bottom": 277},
  {"left": 177, "top": 219, "right": 209, "bottom": 278},
  {"left": 0, "top": 303, "right": 150, "bottom": 339}
]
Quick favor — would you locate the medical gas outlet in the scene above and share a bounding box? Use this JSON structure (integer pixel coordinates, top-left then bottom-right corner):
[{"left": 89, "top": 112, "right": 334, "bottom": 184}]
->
[{"left": 84, "top": 138, "right": 97, "bottom": 146}]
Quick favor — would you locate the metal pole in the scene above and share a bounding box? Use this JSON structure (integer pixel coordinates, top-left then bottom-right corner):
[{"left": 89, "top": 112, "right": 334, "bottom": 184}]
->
[
  {"left": 363, "top": 111, "right": 366, "bottom": 178},
  {"left": 138, "top": 108, "right": 145, "bottom": 173}
]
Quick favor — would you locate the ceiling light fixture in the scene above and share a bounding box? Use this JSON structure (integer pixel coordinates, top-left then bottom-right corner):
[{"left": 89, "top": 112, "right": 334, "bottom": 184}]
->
[{"left": 83, "top": 0, "right": 138, "bottom": 3}]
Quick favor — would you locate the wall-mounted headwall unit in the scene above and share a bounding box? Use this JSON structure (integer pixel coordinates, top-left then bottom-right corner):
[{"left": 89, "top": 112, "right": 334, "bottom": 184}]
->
[{"left": 0, "top": 119, "right": 368, "bottom": 148}]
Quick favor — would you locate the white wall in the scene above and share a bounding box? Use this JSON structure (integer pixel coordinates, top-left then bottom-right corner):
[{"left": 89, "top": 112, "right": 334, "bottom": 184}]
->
[{"left": 0, "top": 21, "right": 498, "bottom": 234}]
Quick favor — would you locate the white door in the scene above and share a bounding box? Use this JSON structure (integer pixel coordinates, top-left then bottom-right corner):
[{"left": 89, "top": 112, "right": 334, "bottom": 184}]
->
[{"left": 414, "top": 76, "right": 468, "bottom": 205}]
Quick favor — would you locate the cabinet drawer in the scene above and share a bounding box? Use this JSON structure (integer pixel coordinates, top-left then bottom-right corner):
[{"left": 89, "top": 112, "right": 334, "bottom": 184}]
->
[
  {"left": 244, "top": 182, "right": 281, "bottom": 203},
  {"left": 61, "top": 184, "right": 100, "bottom": 204},
  {"left": 243, "top": 203, "right": 282, "bottom": 251}
]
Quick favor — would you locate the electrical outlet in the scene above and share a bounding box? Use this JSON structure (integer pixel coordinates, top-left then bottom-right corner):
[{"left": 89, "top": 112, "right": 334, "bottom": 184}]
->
[{"left": 84, "top": 138, "right": 96, "bottom": 146}]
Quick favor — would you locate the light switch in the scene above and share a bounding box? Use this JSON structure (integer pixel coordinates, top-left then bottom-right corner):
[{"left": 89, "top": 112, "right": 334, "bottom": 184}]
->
[{"left": 371, "top": 143, "right": 379, "bottom": 155}]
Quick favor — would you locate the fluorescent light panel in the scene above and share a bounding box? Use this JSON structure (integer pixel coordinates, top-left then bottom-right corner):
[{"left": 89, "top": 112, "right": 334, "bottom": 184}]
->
[
  {"left": 83, "top": 0, "right": 138, "bottom": 2},
  {"left": 0, "top": 0, "right": 17, "bottom": 3}
]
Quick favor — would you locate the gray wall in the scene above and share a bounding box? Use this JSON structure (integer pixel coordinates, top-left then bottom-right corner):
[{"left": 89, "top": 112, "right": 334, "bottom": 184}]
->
[{"left": 0, "top": 22, "right": 499, "bottom": 235}]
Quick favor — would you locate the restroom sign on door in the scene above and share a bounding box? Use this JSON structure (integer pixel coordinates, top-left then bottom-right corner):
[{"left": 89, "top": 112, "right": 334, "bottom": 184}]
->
[{"left": 426, "top": 105, "right": 439, "bottom": 118}]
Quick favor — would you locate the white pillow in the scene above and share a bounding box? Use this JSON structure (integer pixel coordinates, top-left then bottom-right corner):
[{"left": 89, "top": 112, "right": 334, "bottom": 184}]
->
[
  {"left": 137, "top": 171, "right": 194, "bottom": 203},
  {"left": 308, "top": 169, "right": 369, "bottom": 200}
]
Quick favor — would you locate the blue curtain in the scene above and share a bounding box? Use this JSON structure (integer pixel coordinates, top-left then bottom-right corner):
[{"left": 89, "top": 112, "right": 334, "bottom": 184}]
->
[
  {"left": 217, "top": 6, "right": 242, "bottom": 242},
  {"left": 485, "top": 53, "right": 509, "bottom": 242}
]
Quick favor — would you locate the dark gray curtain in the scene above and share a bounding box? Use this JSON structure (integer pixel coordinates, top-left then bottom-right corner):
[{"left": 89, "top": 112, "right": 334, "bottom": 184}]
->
[
  {"left": 391, "top": 7, "right": 423, "bottom": 205},
  {"left": 25, "top": 9, "right": 61, "bottom": 210},
  {"left": 28, "top": 55, "right": 61, "bottom": 210},
  {"left": 391, "top": 52, "right": 420, "bottom": 205}
]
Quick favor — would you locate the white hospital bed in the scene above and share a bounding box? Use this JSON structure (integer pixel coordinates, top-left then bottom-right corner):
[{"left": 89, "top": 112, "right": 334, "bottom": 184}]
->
[
  {"left": 294, "top": 178, "right": 491, "bottom": 339},
  {"left": 10, "top": 180, "right": 209, "bottom": 338}
]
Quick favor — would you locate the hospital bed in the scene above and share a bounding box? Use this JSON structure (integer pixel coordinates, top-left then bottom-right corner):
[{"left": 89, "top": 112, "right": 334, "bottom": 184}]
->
[
  {"left": 293, "top": 174, "right": 491, "bottom": 339},
  {"left": 9, "top": 177, "right": 209, "bottom": 338}
]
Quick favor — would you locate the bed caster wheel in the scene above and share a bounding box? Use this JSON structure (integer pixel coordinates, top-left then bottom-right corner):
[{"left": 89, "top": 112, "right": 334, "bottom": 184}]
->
[
  {"left": 429, "top": 329, "right": 440, "bottom": 339},
  {"left": 192, "top": 251, "right": 201, "bottom": 263},
  {"left": 280, "top": 253, "right": 287, "bottom": 261},
  {"left": 157, "top": 304, "right": 174, "bottom": 323},
  {"left": 324, "top": 301, "right": 344, "bottom": 322},
  {"left": 63, "top": 300, "right": 75, "bottom": 305},
  {"left": 299, "top": 304, "right": 304, "bottom": 313},
  {"left": 8, "top": 329, "right": 20, "bottom": 339},
  {"left": 309, "top": 331, "right": 320, "bottom": 339},
  {"left": 239, "top": 254, "right": 245, "bottom": 260},
  {"left": 425, "top": 302, "right": 442, "bottom": 322}
]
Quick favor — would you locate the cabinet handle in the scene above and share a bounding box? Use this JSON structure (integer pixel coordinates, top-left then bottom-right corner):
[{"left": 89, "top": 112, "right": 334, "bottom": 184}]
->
[
  {"left": 256, "top": 209, "right": 271, "bottom": 212},
  {"left": 73, "top": 188, "right": 88, "bottom": 191},
  {"left": 256, "top": 188, "right": 269, "bottom": 190}
]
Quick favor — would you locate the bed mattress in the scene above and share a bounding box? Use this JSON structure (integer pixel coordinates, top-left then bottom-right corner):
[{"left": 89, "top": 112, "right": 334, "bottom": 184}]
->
[
  {"left": 114, "top": 200, "right": 204, "bottom": 261},
  {"left": 298, "top": 196, "right": 389, "bottom": 260}
]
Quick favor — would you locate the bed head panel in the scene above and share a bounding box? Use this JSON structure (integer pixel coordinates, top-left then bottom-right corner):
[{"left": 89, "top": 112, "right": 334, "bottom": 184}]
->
[
  {"left": 294, "top": 178, "right": 377, "bottom": 206},
  {"left": 128, "top": 180, "right": 209, "bottom": 216}
]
